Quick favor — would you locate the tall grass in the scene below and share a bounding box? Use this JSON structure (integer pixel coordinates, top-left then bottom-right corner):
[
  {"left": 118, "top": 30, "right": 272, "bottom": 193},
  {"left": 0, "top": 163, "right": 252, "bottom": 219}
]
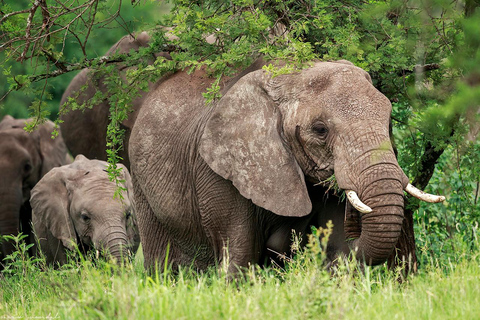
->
[{"left": 1, "top": 229, "right": 479, "bottom": 319}]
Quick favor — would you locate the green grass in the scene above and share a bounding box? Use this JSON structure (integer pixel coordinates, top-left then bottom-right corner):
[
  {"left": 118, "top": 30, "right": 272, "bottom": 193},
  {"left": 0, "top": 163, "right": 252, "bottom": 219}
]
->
[{"left": 1, "top": 234, "right": 480, "bottom": 319}]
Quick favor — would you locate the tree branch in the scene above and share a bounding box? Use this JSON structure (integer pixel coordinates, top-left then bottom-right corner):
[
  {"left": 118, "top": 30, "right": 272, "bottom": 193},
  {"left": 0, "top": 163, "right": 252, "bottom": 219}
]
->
[
  {"left": 397, "top": 63, "right": 441, "bottom": 76},
  {"left": 0, "top": 8, "right": 31, "bottom": 25},
  {"left": 27, "top": 55, "right": 132, "bottom": 83},
  {"left": 411, "top": 140, "right": 451, "bottom": 190},
  {"left": 14, "top": 42, "right": 181, "bottom": 87},
  {"left": 20, "top": 0, "right": 42, "bottom": 61}
]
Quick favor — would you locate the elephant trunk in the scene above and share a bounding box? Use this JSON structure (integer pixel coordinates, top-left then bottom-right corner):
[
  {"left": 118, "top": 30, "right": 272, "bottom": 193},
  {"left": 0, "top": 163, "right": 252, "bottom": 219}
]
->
[
  {"left": 98, "top": 227, "right": 130, "bottom": 264},
  {"left": 0, "top": 187, "right": 23, "bottom": 260},
  {"left": 343, "top": 164, "right": 405, "bottom": 265}
]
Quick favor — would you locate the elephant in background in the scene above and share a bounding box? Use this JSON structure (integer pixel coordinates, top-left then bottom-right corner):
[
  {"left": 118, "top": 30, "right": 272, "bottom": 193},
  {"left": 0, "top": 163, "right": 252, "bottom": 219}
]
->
[
  {"left": 129, "top": 60, "right": 444, "bottom": 272},
  {"left": 0, "top": 115, "right": 70, "bottom": 266},
  {"left": 30, "top": 155, "right": 139, "bottom": 266},
  {"left": 59, "top": 31, "right": 170, "bottom": 168},
  {"left": 58, "top": 30, "right": 217, "bottom": 168}
]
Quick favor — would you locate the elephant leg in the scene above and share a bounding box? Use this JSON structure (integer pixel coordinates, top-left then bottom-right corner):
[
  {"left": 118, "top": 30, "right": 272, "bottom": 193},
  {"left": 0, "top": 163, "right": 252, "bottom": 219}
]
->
[
  {"left": 218, "top": 221, "right": 264, "bottom": 274},
  {"left": 197, "top": 174, "right": 264, "bottom": 273},
  {"left": 19, "top": 203, "right": 35, "bottom": 257},
  {"left": 132, "top": 181, "right": 181, "bottom": 272}
]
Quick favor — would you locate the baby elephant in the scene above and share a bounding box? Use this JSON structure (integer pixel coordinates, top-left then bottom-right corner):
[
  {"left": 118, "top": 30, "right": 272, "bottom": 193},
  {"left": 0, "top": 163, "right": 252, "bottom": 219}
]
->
[{"left": 30, "top": 155, "right": 139, "bottom": 265}]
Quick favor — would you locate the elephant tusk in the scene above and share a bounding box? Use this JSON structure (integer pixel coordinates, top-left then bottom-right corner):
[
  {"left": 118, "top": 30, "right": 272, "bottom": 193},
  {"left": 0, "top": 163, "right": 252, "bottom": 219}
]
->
[
  {"left": 346, "top": 190, "right": 373, "bottom": 213},
  {"left": 405, "top": 183, "right": 445, "bottom": 203}
]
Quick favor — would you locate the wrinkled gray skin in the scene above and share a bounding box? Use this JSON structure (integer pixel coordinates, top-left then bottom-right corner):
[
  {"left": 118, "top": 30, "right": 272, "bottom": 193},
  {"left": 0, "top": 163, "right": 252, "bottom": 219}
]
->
[
  {"left": 0, "top": 115, "right": 70, "bottom": 266},
  {"left": 130, "top": 60, "right": 409, "bottom": 272},
  {"left": 59, "top": 31, "right": 169, "bottom": 168},
  {"left": 30, "top": 155, "right": 140, "bottom": 265}
]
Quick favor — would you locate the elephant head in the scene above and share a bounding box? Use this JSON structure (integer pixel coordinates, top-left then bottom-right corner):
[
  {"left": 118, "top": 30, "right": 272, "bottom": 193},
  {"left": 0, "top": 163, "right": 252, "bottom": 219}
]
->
[
  {"left": 0, "top": 115, "right": 69, "bottom": 264},
  {"left": 200, "top": 60, "right": 443, "bottom": 265},
  {"left": 30, "top": 155, "right": 139, "bottom": 265}
]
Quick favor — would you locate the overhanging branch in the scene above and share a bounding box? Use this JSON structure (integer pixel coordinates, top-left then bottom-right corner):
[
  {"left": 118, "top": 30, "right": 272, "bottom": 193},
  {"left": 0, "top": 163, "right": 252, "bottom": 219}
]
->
[
  {"left": 28, "top": 55, "right": 126, "bottom": 83},
  {"left": 15, "top": 42, "right": 181, "bottom": 87},
  {"left": 397, "top": 63, "right": 441, "bottom": 76}
]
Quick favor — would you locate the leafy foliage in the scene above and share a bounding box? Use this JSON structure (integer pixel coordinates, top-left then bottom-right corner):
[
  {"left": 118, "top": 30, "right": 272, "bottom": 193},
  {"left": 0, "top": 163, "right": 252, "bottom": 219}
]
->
[
  {"left": 0, "top": 0, "right": 161, "bottom": 119},
  {"left": 0, "top": 234, "right": 44, "bottom": 279},
  {"left": 415, "top": 138, "right": 480, "bottom": 265}
]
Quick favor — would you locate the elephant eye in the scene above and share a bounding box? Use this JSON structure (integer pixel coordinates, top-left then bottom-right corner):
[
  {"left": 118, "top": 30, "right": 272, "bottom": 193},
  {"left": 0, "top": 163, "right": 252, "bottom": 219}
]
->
[
  {"left": 312, "top": 122, "right": 329, "bottom": 138},
  {"left": 23, "top": 162, "right": 32, "bottom": 175},
  {"left": 81, "top": 213, "right": 91, "bottom": 223}
]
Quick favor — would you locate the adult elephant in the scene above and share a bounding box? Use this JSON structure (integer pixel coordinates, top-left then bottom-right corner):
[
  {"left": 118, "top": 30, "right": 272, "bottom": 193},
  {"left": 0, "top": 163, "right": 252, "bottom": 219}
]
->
[
  {"left": 0, "top": 115, "right": 70, "bottom": 266},
  {"left": 30, "top": 155, "right": 139, "bottom": 265},
  {"left": 59, "top": 31, "right": 169, "bottom": 168},
  {"left": 129, "top": 60, "right": 444, "bottom": 272}
]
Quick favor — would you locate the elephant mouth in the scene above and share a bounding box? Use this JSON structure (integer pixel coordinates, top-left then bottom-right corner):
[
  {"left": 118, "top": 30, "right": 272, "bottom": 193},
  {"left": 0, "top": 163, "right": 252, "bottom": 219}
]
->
[{"left": 75, "top": 233, "right": 93, "bottom": 253}]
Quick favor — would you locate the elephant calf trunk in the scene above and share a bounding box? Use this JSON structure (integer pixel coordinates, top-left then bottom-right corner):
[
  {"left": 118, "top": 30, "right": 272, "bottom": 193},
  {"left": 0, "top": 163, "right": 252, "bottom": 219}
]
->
[
  {"left": 108, "top": 243, "right": 130, "bottom": 264},
  {"left": 99, "top": 228, "right": 130, "bottom": 264}
]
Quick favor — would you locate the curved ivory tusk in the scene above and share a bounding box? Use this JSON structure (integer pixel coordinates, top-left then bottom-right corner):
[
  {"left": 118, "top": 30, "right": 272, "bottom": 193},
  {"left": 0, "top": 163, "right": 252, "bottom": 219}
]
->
[
  {"left": 346, "top": 190, "right": 373, "bottom": 213},
  {"left": 405, "top": 183, "right": 445, "bottom": 203}
]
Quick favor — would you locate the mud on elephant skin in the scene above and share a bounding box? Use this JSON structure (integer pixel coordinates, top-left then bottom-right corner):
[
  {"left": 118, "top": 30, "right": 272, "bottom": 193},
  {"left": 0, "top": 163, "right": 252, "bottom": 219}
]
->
[
  {"left": 0, "top": 115, "right": 70, "bottom": 266},
  {"left": 129, "top": 60, "right": 445, "bottom": 272},
  {"left": 30, "top": 155, "right": 140, "bottom": 266}
]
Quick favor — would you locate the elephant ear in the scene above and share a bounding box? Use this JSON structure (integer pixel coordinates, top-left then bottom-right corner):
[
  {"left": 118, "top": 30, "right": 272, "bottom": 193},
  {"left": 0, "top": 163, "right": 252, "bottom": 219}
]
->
[
  {"left": 117, "top": 163, "right": 135, "bottom": 205},
  {"left": 117, "top": 163, "right": 140, "bottom": 250},
  {"left": 30, "top": 167, "right": 81, "bottom": 250},
  {"left": 199, "top": 71, "right": 311, "bottom": 217},
  {"left": 32, "top": 120, "right": 70, "bottom": 177}
]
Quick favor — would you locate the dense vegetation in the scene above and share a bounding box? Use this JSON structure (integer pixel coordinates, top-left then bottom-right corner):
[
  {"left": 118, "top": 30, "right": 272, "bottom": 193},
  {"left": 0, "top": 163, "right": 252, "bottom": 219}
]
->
[
  {"left": 1, "top": 228, "right": 479, "bottom": 318},
  {"left": 0, "top": 0, "right": 479, "bottom": 318}
]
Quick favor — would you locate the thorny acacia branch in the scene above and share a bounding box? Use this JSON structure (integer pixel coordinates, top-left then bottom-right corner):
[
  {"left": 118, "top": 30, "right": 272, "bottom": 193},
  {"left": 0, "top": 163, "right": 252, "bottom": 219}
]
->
[
  {"left": 0, "top": 0, "right": 123, "bottom": 61},
  {"left": 2, "top": 42, "right": 180, "bottom": 93}
]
